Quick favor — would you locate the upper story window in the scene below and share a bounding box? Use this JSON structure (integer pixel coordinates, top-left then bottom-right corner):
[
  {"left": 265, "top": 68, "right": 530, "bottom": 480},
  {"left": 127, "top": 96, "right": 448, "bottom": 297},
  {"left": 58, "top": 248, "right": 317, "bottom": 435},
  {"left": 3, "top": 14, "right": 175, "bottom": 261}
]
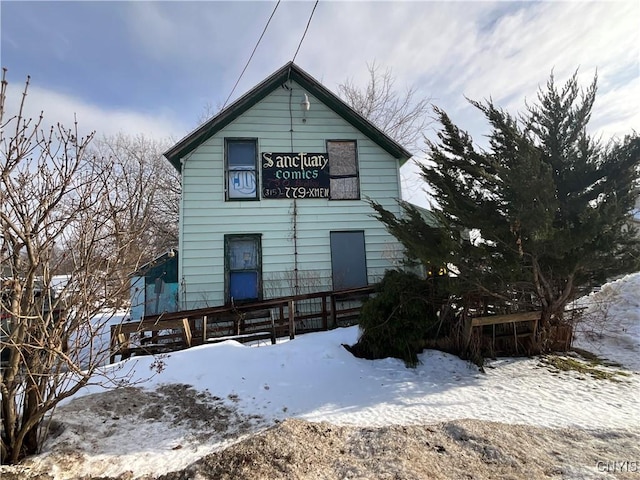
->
[
  {"left": 226, "top": 139, "right": 258, "bottom": 200},
  {"left": 328, "top": 140, "right": 359, "bottom": 200}
]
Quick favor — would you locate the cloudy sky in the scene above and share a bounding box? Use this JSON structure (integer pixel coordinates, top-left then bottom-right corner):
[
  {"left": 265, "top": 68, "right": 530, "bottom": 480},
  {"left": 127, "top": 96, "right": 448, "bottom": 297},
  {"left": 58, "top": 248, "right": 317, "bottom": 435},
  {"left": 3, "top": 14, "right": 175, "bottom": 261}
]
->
[{"left": 1, "top": 0, "right": 638, "bottom": 202}]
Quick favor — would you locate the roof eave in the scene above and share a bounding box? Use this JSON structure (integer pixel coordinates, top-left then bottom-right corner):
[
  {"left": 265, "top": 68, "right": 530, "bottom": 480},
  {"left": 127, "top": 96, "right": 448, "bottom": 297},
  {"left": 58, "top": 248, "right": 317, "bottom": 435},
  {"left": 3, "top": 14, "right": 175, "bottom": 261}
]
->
[
  {"left": 163, "top": 62, "right": 412, "bottom": 172},
  {"left": 163, "top": 63, "right": 294, "bottom": 171}
]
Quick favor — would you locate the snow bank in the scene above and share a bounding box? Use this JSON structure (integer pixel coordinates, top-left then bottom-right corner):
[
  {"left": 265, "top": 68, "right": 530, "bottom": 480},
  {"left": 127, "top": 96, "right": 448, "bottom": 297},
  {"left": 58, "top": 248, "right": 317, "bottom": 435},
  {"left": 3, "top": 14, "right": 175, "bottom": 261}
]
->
[
  {"left": 16, "top": 272, "right": 639, "bottom": 479},
  {"left": 573, "top": 272, "right": 640, "bottom": 370}
]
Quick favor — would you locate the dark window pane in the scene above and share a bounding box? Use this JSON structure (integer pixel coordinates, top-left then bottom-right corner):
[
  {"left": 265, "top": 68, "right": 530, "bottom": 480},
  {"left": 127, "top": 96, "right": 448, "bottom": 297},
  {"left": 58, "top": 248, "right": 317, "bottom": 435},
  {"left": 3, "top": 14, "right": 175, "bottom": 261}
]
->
[{"left": 228, "top": 141, "right": 256, "bottom": 167}]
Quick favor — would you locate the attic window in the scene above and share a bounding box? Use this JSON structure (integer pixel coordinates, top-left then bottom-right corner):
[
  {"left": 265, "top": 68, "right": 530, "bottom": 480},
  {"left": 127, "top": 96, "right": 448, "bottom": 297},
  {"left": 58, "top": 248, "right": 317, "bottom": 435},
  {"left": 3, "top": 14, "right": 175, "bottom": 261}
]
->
[
  {"left": 328, "top": 140, "right": 359, "bottom": 200},
  {"left": 226, "top": 139, "right": 258, "bottom": 200}
]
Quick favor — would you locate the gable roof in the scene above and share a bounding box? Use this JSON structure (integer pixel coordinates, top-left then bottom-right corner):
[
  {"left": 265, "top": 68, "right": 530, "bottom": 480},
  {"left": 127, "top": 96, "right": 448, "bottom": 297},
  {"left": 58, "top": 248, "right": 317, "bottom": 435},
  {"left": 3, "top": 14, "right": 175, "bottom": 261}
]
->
[{"left": 164, "top": 62, "right": 412, "bottom": 172}]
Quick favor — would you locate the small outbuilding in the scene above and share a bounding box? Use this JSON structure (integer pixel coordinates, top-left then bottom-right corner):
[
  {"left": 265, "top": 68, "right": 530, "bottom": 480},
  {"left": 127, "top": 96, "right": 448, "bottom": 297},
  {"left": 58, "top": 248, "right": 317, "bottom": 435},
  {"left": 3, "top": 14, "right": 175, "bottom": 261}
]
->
[{"left": 129, "top": 251, "right": 179, "bottom": 321}]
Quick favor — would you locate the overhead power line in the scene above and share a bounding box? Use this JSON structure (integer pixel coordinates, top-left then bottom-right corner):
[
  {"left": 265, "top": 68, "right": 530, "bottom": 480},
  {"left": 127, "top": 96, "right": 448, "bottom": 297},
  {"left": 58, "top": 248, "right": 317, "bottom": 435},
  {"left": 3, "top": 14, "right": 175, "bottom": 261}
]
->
[
  {"left": 292, "top": 0, "right": 319, "bottom": 64},
  {"left": 222, "top": 0, "right": 281, "bottom": 109}
]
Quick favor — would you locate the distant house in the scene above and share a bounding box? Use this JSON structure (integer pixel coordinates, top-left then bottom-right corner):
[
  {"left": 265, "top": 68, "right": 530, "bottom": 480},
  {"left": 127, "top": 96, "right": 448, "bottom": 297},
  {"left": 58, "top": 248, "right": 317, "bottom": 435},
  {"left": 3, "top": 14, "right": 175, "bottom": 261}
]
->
[
  {"left": 129, "top": 251, "right": 179, "bottom": 321},
  {"left": 164, "top": 62, "right": 411, "bottom": 309}
]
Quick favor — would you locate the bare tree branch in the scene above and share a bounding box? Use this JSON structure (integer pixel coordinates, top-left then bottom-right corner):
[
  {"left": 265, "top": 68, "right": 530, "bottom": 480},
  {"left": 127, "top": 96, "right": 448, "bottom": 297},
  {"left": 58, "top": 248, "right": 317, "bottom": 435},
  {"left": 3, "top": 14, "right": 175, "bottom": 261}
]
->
[
  {"left": 337, "top": 61, "right": 432, "bottom": 154},
  {"left": 0, "top": 71, "right": 159, "bottom": 463}
]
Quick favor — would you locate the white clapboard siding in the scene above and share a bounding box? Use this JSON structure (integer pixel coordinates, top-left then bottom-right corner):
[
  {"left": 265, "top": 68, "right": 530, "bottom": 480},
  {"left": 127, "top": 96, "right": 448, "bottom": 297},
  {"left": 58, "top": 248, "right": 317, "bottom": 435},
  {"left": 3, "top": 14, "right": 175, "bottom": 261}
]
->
[{"left": 180, "top": 81, "right": 405, "bottom": 308}]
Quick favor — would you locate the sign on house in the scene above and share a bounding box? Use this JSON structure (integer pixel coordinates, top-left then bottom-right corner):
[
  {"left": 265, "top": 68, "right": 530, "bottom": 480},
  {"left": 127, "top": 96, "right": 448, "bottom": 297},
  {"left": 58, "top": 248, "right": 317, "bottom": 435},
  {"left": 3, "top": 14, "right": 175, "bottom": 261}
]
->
[{"left": 261, "top": 152, "right": 330, "bottom": 199}]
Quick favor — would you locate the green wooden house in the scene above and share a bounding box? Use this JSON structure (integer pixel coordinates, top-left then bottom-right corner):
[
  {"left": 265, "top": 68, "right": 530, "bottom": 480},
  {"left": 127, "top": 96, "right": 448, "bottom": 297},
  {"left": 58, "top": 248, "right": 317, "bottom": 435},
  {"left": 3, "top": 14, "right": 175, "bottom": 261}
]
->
[{"left": 164, "top": 62, "right": 411, "bottom": 309}]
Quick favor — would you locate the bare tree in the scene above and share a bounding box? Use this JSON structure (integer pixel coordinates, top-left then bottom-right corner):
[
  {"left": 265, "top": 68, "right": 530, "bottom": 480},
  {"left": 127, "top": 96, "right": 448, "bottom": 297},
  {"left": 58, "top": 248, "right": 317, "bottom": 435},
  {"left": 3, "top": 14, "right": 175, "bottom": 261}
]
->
[
  {"left": 337, "top": 62, "right": 432, "bottom": 200},
  {"left": 337, "top": 61, "right": 432, "bottom": 153},
  {"left": 88, "top": 134, "right": 180, "bottom": 305},
  {"left": 153, "top": 154, "right": 181, "bottom": 253},
  {"left": 0, "top": 70, "right": 146, "bottom": 463},
  {"left": 195, "top": 100, "right": 224, "bottom": 127}
]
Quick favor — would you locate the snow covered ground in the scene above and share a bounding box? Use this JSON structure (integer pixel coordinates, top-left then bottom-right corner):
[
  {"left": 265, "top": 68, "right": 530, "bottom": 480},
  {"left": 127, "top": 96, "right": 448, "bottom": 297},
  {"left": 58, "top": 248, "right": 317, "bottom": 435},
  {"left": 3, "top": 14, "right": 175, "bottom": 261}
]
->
[{"left": 7, "top": 273, "right": 640, "bottom": 479}]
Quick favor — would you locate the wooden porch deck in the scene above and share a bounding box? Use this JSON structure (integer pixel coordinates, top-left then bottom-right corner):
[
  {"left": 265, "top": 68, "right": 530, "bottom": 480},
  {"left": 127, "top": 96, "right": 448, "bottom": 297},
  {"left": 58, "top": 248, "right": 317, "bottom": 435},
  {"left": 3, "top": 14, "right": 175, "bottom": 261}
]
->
[{"left": 110, "top": 285, "right": 374, "bottom": 362}]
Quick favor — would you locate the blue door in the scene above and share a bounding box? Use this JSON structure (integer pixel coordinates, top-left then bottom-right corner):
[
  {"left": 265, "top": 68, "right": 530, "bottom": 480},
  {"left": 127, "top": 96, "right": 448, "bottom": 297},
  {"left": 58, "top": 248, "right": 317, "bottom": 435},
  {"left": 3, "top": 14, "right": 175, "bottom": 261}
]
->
[
  {"left": 229, "top": 271, "right": 259, "bottom": 300},
  {"left": 226, "top": 235, "right": 261, "bottom": 302}
]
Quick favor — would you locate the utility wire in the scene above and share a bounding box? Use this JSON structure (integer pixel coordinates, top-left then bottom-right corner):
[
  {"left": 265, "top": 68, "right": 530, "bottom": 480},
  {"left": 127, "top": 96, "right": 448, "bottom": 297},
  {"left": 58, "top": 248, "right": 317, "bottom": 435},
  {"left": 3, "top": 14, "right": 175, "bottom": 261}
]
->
[
  {"left": 288, "top": 0, "right": 318, "bottom": 298},
  {"left": 292, "top": 0, "right": 319, "bottom": 64},
  {"left": 222, "top": 0, "right": 281, "bottom": 109}
]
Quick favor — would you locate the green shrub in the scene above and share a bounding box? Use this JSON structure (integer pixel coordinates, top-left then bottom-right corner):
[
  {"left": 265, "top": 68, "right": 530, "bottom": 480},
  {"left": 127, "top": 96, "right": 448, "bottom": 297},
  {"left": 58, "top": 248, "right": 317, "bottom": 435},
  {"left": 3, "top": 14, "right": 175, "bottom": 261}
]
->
[{"left": 350, "top": 270, "right": 449, "bottom": 367}]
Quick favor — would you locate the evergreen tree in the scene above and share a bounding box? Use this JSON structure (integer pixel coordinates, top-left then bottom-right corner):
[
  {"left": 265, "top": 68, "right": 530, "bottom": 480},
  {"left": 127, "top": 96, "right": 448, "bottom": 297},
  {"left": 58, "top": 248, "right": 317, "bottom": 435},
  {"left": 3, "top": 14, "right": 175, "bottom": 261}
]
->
[{"left": 372, "top": 72, "right": 640, "bottom": 343}]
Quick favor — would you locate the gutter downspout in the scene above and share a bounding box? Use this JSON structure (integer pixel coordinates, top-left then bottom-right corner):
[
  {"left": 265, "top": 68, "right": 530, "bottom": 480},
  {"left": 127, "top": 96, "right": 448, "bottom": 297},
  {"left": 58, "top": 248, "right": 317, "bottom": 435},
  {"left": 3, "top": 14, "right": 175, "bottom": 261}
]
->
[{"left": 179, "top": 156, "right": 187, "bottom": 309}]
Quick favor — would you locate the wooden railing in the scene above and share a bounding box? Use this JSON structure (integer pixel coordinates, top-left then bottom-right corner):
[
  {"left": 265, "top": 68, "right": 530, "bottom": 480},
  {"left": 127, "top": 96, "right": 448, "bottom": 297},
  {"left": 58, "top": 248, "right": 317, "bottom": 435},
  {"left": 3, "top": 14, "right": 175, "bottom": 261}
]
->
[
  {"left": 110, "top": 285, "right": 375, "bottom": 363},
  {"left": 463, "top": 311, "right": 541, "bottom": 355},
  {"left": 462, "top": 307, "right": 582, "bottom": 355}
]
